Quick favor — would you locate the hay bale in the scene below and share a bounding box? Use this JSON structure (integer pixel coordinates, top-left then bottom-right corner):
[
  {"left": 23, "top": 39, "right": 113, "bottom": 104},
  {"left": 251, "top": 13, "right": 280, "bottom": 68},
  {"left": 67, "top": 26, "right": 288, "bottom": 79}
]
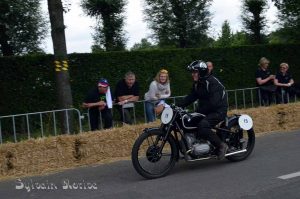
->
[
  {"left": 229, "top": 103, "right": 300, "bottom": 133},
  {"left": 0, "top": 103, "right": 300, "bottom": 180}
]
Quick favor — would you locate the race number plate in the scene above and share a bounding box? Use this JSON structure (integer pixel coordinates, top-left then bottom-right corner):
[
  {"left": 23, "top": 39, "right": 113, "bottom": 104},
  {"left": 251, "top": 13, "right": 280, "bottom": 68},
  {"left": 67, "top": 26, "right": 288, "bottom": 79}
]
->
[
  {"left": 161, "top": 107, "right": 173, "bottom": 124},
  {"left": 238, "top": 114, "right": 253, "bottom": 130}
]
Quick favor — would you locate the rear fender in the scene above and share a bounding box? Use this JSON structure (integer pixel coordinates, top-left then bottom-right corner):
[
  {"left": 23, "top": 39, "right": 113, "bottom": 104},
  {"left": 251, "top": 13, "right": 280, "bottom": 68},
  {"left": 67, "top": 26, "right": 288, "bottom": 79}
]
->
[
  {"left": 219, "top": 114, "right": 240, "bottom": 128},
  {"left": 227, "top": 115, "right": 240, "bottom": 127}
]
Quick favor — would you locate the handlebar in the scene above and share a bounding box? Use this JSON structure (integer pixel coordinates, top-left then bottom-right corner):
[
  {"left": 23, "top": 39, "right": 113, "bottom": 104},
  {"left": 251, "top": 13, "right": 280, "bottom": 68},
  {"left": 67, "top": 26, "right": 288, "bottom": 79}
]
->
[
  {"left": 171, "top": 104, "right": 192, "bottom": 121},
  {"left": 170, "top": 103, "right": 206, "bottom": 121},
  {"left": 171, "top": 104, "right": 184, "bottom": 112}
]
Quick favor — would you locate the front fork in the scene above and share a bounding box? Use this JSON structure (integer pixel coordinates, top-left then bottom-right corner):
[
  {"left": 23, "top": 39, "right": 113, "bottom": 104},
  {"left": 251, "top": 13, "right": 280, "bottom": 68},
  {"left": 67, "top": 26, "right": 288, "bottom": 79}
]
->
[
  {"left": 142, "top": 126, "right": 169, "bottom": 155},
  {"left": 159, "top": 123, "right": 183, "bottom": 161},
  {"left": 157, "top": 123, "right": 173, "bottom": 154}
]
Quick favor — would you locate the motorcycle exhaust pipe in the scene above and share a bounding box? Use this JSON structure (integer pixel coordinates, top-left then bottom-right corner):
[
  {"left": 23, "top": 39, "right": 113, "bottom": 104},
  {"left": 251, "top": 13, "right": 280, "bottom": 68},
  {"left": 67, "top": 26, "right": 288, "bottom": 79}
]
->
[
  {"left": 184, "top": 150, "right": 208, "bottom": 161},
  {"left": 185, "top": 149, "right": 214, "bottom": 162},
  {"left": 186, "top": 156, "right": 212, "bottom": 162},
  {"left": 185, "top": 149, "right": 247, "bottom": 162},
  {"left": 225, "top": 149, "right": 247, "bottom": 157}
]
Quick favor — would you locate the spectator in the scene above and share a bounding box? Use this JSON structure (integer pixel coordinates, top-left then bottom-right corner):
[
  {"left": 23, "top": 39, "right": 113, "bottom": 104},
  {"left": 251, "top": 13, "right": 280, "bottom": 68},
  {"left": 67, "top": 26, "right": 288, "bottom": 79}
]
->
[
  {"left": 274, "top": 63, "right": 294, "bottom": 104},
  {"left": 144, "top": 69, "right": 171, "bottom": 122},
  {"left": 206, "top": 61, "right": 214, "bottom": 74},
  {"left": 115, "top": 71, "right": 140, "bottom": 124},
  {"left": 255, "top": 57, "right": 276, "bottom": 106},
  {"left": 82, "top": 78, "right": 113, "bottom": 130}
]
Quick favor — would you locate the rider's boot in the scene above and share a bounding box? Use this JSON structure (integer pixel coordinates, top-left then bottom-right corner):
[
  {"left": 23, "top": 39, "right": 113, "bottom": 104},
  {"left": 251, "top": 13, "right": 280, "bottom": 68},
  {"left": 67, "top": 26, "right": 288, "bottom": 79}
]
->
[
  {"left": 217, "top": 142, "right": 228, "bottom": 160},
  {"left": 205, "top": 132, "right": 228, "bottom": 160}
]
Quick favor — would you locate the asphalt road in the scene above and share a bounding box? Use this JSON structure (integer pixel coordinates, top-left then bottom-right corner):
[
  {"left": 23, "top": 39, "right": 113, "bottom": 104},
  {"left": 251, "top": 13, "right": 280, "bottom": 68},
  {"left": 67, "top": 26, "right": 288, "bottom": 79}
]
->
[{"left": 0, "top": 130, "right": 300, "bottom": 199}]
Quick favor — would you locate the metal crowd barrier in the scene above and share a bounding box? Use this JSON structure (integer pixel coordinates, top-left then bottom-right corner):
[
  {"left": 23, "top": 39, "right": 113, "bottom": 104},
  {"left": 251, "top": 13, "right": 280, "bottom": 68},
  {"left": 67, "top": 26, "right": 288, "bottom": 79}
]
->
[
  {"left": 0, "top": 108, "right": 82, "bottom": 144},
  {"left": 85, "top": 87, "right": 298, "bottom": 130},
  {"left": 226, "top": 87, "right": 259, "bottom": 109},
  {"left": 0, "top": 87, "right": 298, "bottom": 144}
]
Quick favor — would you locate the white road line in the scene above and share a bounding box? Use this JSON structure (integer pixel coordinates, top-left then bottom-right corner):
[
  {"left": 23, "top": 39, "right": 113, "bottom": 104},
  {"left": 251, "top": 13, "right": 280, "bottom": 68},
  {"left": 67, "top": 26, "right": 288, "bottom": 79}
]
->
[{"left": 278, "top": 171, "right": 300, "bottom": 180}]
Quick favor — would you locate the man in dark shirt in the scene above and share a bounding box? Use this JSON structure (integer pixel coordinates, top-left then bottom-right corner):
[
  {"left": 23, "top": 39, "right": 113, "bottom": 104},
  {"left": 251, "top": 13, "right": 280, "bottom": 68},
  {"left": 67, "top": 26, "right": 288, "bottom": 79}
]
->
[
  {"left": 274, "top": 63, "right": 294, "bottom": 104},
  {"left": 82, "top": 78, "right": 113, "bottom": 130},
  {"left": 114, "top": 71, "right": 140, "bottom": 124},
  {"left": 255, "top": 57, "right": 276, "bottom": 106}
]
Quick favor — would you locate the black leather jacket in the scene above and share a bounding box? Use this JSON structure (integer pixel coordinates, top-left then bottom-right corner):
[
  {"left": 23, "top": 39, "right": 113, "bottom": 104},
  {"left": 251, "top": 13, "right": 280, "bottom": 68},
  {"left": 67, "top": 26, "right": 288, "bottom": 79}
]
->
[{"left": 179, "top": 75, "right": 228, "bottom": 115}]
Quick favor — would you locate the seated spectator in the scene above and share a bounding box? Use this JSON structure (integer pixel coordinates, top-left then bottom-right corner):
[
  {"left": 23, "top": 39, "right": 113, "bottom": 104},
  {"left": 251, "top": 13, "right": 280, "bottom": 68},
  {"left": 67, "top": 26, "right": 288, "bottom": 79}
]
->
[
  {"left": 274, "top": 63, "right": 294, "bottom": 104},
  {"left": 82, "top": 78, "right": 113, "bottom": 130},
  {"left": 115, "top": 71, "right": 139, "bottom": 124},
  {"left": 144, "top": 69, "right": 171, "bottom": 122},
  {"left": 255, "top": 57, "right": 276, "bottom": 106}
]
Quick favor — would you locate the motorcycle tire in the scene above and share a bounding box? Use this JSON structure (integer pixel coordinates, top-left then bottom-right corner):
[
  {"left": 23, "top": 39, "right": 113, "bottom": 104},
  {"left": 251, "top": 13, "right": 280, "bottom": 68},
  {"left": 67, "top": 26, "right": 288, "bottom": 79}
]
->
[
  {"left": 226, "top": 118, "right": 255, "bottom": 162},
  {"left": 131, "top": 128, "right": 178, "bottom": 179}
]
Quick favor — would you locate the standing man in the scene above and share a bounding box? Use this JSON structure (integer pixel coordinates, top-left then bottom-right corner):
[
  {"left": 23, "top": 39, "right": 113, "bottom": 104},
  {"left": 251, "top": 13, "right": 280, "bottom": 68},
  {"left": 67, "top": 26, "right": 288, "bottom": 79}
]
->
[
  {"left": 206, "top": 61, "right": 214, "bottom": 74},
  {"left": 178, "top": 60, "right": 228, "bottom": 160},
  {"left": 114, "top": 71, "right": 140, "bottom": 124},
  {"left": 82, "top": 78, "right": 113, "bottom": 130}
]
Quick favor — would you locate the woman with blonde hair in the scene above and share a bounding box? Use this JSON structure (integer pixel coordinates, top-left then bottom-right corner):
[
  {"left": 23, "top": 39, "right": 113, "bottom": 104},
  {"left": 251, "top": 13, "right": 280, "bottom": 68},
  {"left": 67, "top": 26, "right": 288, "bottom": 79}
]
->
[
  {"left": 274, "top": 63, "right": 294, "bottom": 103},
  {"left": 144, "top": 69, "right": 171, "bottom": 122},
  {"left": 255, "top": 57, "right": 276, "bottom": 106}
]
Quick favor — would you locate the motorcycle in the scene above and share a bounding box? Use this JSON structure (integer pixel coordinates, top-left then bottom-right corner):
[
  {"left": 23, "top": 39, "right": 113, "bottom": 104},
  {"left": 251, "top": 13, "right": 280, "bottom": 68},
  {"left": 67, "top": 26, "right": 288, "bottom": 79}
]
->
[{"left": 131, "top": 105, "right": 255, "bottom": 179}]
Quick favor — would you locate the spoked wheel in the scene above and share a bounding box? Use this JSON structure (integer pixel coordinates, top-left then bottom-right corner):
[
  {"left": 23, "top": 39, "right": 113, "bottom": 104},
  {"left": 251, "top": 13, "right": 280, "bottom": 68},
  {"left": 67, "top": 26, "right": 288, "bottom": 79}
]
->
[
  {"left": 226, "top": 119, "right": 255, "bottom": 162},
  {"left": 131, "top": 129, "right": 178, "bottom": 179}
]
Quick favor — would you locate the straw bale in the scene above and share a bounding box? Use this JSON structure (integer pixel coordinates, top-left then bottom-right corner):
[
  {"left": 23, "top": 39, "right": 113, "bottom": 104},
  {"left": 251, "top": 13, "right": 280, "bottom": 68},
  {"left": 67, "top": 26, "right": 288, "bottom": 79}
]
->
[
  {"left": 0, "top": 103, "right": 300, "bottom": 180},
  {"left": 229, "top": 103, "right": 300, "bottom": 133}
]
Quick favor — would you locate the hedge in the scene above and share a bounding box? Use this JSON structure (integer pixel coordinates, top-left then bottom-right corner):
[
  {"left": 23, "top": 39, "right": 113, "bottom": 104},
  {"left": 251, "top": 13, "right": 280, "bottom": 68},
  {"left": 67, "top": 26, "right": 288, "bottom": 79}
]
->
[{"left": 0, "top": 44, "right": 299, "bottom": 115}]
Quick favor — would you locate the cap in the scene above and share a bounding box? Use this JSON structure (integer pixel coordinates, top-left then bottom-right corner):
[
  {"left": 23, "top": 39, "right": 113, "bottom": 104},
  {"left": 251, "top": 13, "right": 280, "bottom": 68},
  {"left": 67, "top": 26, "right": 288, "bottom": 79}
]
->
[{"left": 98, "top": 78, "right": 109, "bottom": 87}]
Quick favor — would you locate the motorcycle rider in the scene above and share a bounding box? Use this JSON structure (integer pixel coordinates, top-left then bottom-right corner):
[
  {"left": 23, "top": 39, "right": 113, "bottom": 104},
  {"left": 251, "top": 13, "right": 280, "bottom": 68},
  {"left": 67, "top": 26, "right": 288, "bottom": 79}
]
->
[{"left": 178, "top": 60, "right": 228, "bottom": 160}]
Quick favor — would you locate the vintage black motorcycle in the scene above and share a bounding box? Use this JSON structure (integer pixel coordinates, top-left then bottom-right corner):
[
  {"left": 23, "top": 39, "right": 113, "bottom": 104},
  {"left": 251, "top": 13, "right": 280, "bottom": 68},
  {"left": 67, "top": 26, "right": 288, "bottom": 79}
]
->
[{"left": 131, "top": 105, "right": 255, "bottom": 179}]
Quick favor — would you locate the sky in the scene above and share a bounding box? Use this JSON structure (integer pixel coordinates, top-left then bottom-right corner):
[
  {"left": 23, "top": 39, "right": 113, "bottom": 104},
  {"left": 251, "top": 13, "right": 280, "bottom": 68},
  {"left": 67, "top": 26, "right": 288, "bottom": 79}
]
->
[{"left": 41, "top": 0, "right": 278, "bottom": 54}]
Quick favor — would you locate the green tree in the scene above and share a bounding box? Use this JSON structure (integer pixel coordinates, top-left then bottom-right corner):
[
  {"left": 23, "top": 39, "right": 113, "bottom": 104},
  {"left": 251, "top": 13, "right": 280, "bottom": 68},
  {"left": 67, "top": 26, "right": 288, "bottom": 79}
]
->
[
  {"left": 130, "top": 38, "right": 156, "bottom": 51},
  {"left": 271, "top": 0, "right": 300, "bottom": 43},
  {"left": 91, "top": 44, "right": 105, "bottom": 53},
  {"left": 241, "top": 0, "right": 268, "bottom": 44},
  {"left": 231, "top": 31, "right": 250, "bottom": 46},
  {"left": 214, "top": 20, "right": 233, "bottom": 47},
  {"left": 144, "top": 0, "right": 212, "bottom": 48},
  {"left": 81, "top": 0, "right": 127, "bottom": 51},
  {"left": 0, "top": 0, "right": 47, "bottom": 56}
]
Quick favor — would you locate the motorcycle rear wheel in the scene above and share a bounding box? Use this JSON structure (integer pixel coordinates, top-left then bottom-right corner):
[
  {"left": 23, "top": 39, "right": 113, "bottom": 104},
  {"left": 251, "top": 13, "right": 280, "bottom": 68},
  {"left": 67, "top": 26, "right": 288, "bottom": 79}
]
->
[
  {"left": 225, "top": 119, "right": 255, "bottom": 162},
  {"left": 131, "top": 129, "right": 178, "bottom": 179}
]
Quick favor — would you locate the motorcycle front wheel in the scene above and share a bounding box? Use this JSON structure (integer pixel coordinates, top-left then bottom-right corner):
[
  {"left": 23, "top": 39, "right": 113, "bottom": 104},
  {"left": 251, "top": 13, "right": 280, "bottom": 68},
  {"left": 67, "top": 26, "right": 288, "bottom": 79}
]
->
[{"left": 131, "top": 128, "right": 178, "bottom": 179}]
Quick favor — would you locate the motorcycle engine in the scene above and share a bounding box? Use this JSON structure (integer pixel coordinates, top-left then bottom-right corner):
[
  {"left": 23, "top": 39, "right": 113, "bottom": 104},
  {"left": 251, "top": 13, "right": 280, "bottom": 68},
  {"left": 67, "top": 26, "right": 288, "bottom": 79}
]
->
[
  {"left": 191, "top": 143, "right": 210, "bottom": 156},
  {"left": 185, "top": 133, "right": 211, "bottom": 156}
]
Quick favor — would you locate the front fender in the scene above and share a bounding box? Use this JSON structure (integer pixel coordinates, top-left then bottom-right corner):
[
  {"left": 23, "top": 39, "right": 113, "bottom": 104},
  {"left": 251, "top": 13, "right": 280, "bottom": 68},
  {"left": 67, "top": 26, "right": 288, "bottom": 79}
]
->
[{"left": 142, "top": 127, "right": 162, "bottom": 135}]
